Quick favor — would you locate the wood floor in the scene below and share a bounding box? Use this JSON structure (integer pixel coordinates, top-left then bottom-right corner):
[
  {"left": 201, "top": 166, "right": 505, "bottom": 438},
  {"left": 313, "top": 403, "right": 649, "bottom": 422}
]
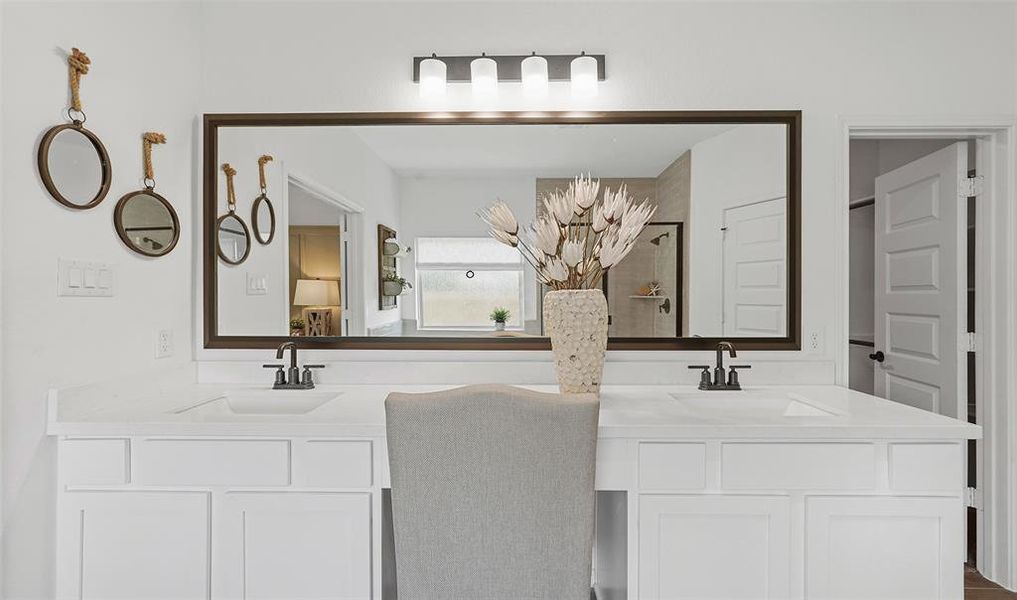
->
[{"left": 967, "top": 567, "right": 1017, "bottom": 599}]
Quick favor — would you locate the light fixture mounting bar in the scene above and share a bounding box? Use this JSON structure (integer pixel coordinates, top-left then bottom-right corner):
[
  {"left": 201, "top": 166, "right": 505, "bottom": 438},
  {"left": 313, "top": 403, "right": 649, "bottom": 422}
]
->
[{"left": 412, "top": 54, "right": 605, "bottom": 83}]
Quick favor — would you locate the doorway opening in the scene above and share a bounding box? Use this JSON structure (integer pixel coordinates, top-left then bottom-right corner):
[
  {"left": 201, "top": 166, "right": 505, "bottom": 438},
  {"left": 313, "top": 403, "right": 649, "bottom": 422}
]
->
[
  {"left": 285, "top": 171, "right": 365, "bottom": 337},
  {"left": 847, "top": 136, "right": 982, "bottom": 571}
]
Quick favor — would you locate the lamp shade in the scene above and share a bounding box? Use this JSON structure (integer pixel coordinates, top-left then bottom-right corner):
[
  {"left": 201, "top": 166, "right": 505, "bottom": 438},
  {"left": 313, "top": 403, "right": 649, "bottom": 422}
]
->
[
  {"left": 470, "top": 55, "right": 498, "bottom": 97},
  {"left": 521, "top": 55, "right": 548, "bottom": 97},
  {"left": 418, "top": 56, "right": 446, "bottom": 98},
  {"left": 570, "top": 54, "right": 599, "bottom": 98},
  {"left": 294, "top": 279, "right": 340, "bottom": 306}
]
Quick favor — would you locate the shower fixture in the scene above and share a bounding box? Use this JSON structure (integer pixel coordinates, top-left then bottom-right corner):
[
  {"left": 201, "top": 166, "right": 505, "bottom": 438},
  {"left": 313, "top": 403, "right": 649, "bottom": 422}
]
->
[{"left": 649, "top": 231, "right": 670, "bottom": 246}]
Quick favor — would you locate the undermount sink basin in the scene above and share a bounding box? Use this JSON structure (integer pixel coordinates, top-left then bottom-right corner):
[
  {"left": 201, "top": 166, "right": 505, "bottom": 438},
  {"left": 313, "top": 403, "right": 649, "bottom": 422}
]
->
[
  {"left": 223, "top": 390, "right": 340, "bottom": 415},
  {"left": 669, "top": 391, "right": 840, "bottom": 418}
]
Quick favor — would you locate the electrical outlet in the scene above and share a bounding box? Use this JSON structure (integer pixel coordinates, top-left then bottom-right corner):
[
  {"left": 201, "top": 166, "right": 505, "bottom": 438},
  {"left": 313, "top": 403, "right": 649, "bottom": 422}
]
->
[
  {"left": 156, "top": 329, "right": 173, "bottom": 359},
  {"left": 807, "top": 329, "right": 824, "bottom": 354}
]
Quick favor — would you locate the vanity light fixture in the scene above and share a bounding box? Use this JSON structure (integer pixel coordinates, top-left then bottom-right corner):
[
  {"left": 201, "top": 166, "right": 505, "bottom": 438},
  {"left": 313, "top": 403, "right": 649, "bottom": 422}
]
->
[
  {"left": 412, "top": 53, "right": 605, "bottom": 97},
  {"left": 521, "top": 53, "right": 549, "bottom": 97},
  {"left": 470, "top": 53, "right": 498, "bottom": 97},
  {"left": 418, "top": 54, "right": 447, "bottom": 99},
  {"left": 570, "top": 52, "right": 599, "bottom": 98}
]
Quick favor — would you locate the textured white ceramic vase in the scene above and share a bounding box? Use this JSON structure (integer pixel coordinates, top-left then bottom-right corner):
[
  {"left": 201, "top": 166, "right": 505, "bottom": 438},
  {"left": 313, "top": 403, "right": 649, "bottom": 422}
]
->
[{"left": 543, "top": 289, "right": 609, "bottom": 394}]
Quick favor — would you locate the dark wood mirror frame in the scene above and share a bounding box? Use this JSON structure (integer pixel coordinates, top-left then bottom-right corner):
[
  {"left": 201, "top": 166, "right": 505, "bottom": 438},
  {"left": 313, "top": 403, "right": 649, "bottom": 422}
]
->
[{"left": 203, "top": 110, "right": 801, "bottom": 351}]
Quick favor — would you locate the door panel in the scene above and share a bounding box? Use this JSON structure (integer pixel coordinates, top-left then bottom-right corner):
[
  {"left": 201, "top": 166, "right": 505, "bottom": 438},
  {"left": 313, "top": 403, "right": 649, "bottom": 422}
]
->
[
  {"left": 215, "top": 492, "right": 372, "bottom": 600},
  {"left": 58, "top": 491, "right": 210, "bottom": 600},
  {"left": 638, "top": 495, "right": 790, "bottom": 599},
  {"left": 722, "top": 197, "right": 787, "bottom": 337},
  {"left": 873, "top": 142, "right": 967, "bottom": 420},
  {"left": 805, "top": 496, "right": 963, "bottom": 599}
]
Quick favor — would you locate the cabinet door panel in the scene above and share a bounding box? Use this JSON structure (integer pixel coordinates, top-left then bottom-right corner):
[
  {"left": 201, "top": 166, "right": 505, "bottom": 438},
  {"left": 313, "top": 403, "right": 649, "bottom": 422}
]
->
[
  {"left": 58, "top": 491, "right": 210, "bottom": 600},
  {"left": 805, "top": 496, "right": 963, "bottom": 599},
  {"left": 639, "top": 495, "right": 790, "bottom": 599},
  {"left": 217, "top": 492, "right": 372, "bottom": 600}
]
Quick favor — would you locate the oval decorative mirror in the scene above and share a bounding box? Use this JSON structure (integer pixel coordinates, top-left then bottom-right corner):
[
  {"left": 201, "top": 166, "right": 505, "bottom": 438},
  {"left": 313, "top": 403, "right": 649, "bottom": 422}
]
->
[
  {"left": 38, "top": 48, "right": 112, "bottom": 210},
  {"left": 252, "top": 154, "right": 276, "bottom": 245},
  {"left": 217, "top": 163, "right": 251, "bottom": 265},
  {"left": 114, "top": 132, "right": 179, "bottom": 257}
]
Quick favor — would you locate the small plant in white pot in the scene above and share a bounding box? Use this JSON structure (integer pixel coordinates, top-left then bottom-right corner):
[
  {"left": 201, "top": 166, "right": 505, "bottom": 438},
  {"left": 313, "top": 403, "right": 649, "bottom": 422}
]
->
[
  {"left": 480, "top": 175, "right": 655, "bottom": 394},
  {"left": 382, "top": 274, "right": 412, "bottom": 296},
  {"left": 490, "top": 307, "right": 511, "bottom": 331}
]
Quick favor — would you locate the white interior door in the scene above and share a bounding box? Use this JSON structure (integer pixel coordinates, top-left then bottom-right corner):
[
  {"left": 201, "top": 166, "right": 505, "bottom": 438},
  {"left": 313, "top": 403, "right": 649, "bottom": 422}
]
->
[
  {"left": 722, "top": 196, "right": 787, "bottom": 336},
  {"left": 873, "top": 142, "right": 967, "bottom": 419}
]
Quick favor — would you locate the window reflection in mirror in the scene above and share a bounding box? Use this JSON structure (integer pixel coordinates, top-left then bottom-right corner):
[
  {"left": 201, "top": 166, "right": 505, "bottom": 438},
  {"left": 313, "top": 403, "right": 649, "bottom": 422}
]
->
[{"left": 215, "top": 122, "right": 789, "bottom": 340}]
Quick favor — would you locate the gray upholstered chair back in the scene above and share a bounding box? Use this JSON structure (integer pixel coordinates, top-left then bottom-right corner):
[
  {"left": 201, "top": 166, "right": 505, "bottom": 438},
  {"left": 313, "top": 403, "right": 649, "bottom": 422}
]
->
[{"left": 385, "top": 384, "right": 600, "bottom": 600}]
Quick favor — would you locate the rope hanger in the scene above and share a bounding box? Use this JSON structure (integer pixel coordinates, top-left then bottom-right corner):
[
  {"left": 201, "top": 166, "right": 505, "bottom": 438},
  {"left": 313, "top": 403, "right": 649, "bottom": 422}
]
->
[
  {"left": 142, "top": 132, "right": 166, "bottom": 189},
  {"left": 67, "top": 47, "right": 90, "bottom": 116},
  {"left": 222, "top": 163, "right": 238, "bottom": 212},
  {"left": 257, "top": 154, "right": 274, "bottom": 193}
]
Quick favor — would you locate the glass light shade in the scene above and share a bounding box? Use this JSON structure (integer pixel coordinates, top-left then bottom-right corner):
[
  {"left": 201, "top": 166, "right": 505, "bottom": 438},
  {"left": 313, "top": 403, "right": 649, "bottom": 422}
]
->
[
  {"left": 418, "top": 57, "right": 446, "bottom": 98},
  {"left": 521, "top": 55, "right": 548, "bottom": 97},
  {"left": 470, "top": 56, "right": 498, "bottom": 97},
  {"left": 293, "top": 279, "right": 340, "bottom": 306},
  {"left": 570, "top": 54, "right": 599, "bottom": 98}
]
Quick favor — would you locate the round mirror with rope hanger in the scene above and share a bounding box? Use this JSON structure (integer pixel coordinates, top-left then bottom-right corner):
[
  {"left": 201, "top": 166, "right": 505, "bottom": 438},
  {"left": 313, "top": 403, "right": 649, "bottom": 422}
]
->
[
  {"left": 37, "top": 47, "right": 112, "bottom": 210},
  {"left": 114, "top": 132, "right": 180, "bottom": 257},
  {"left": 217, "top": 163, "right": 251, "bottom": 265},
  {"left": 252, "top": 154, "right": 276, "bottom": 245}
]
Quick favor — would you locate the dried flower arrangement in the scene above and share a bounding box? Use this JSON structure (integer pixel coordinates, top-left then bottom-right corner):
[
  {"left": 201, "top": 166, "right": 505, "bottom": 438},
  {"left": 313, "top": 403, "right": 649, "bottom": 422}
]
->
[{"left": 479, "top": 175, "right": 656, "bottom": 290}]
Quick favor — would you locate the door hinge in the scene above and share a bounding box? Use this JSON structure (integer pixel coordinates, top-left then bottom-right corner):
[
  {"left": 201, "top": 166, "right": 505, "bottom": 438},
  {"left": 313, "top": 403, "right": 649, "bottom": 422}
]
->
[
  {"left": 960, "top": 176, "right": 984, "bottom": 198},
  {"left": 964, "top": 331, "right": 979, "bottom": 353},
  {"left": 966, "top": 486, "right": 983, "bottom": 510}
]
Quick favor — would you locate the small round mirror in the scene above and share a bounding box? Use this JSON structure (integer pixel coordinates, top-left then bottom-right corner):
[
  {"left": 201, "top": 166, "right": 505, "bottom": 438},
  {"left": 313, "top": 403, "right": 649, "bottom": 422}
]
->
[
  {"left": 114, "top": 190, "right": 180, "bottom": 257},
  {"left": 38, "top": 124, "right": 112, "bottom": 209},
  {"left": 217, "top": 213, "right": 251, "bottom": 265},
  {"left": 252, "top": 194, "right": 276, "bottom": 245}
]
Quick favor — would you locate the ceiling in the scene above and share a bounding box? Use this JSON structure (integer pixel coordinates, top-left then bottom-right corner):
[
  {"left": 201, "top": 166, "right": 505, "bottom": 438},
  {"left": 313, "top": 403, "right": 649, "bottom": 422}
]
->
[{"left": 352, "top": 123, "right": 738, "bottom": 177}]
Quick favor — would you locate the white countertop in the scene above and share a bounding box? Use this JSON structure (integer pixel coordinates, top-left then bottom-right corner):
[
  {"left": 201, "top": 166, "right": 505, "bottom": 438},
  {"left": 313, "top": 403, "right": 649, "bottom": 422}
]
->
[{"left": 48, "top": 377, "right": 981, "bottom": 440}]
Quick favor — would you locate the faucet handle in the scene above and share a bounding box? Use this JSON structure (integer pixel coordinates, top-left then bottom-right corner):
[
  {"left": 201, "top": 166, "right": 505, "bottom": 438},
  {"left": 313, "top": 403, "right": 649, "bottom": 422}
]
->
[
  {"left": 687, "top": 365, "right": 712, "bottom": 389},
  {"left": 263, "top": 364, "right": 286, "bottom": 386},
  {"left": 727, "top": 365, "right": 751, "bottom": 387},
  {"left": 300, "top": 364, "right": 325, "bottom": 386}
]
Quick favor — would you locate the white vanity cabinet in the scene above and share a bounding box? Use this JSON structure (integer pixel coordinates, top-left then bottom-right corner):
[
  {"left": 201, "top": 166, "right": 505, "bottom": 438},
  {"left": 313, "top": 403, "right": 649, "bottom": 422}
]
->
[
  {"left": 56, "top": 437, "right": 379, "bottom": 600},
  {"left": 632, "top": 441, "right": 965, "bottom": 600},
  {"left": 49, "top": 383, "right": 978, "bottom": 600}
]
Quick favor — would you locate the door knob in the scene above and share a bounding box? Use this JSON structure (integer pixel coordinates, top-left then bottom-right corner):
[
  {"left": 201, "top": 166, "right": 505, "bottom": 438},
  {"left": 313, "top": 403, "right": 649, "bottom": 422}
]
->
[{"left": 869, "top": 350, "right": 885, "bottom": 363}]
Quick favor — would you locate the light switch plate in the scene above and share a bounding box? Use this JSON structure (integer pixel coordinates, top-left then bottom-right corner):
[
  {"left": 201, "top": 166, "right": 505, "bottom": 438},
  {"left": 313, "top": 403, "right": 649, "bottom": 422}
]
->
[
  {"left": 58, "top": 259, "right": 114, "bottom": 297},
  {"left": 246, "top": 273, "right": 268, "bottom": 295}
]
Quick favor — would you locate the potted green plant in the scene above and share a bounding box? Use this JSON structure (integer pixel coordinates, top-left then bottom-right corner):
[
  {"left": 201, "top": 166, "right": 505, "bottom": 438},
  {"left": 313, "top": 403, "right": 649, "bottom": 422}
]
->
[
  {"left": 490, "top": 307, "right": 510, "bottom": 331},
  {"left": 289, "top": 318, "right": 306, "bottom": 336},
  {"left": 382, "top": 274, "right": 412, "bottom": 296}
]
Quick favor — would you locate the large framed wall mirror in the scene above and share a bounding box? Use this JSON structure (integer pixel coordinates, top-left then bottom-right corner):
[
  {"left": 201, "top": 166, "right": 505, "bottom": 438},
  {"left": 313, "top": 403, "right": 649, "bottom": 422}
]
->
[{"left": 204, "top": 111, "right": 800, "bottom": 350}]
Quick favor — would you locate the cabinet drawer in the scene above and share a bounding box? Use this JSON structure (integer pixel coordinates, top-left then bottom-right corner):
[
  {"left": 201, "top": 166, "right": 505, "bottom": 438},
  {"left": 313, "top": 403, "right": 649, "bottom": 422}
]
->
[
  {"left": 61, "top": 439, "right": 130, "bottom": 486},
  {"left": 301, "top": 440, "right": 373, "bottom": 488},
  {"left": 138, "top": 439, "right": 291, "bottom": 487},
  {"left": 890, "top": 443, "right": 962, "bottom": 491},
  {"left": 722, "top": 443, "right": 875, "bottom": 490},
  {"left": 638, "top": 443, "right": 706, "bottom": 490}
]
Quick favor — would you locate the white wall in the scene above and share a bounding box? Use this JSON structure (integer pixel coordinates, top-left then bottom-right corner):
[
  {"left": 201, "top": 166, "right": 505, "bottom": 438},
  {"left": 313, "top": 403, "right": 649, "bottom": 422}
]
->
[
  {"left": 397, "top": 175, "right": 538, "bottom": 328},
  {"left": 1, "top": 3, "right": 201, "bottom": 598},
  {"left": 215, "top": 128, "right": 400, "bottom": 337},
  {"left": 688, "top": 125, "right": 788, "bottom": 337},
  {"left": 3, "top": 2, "right": 1017, "bottom": 597}
]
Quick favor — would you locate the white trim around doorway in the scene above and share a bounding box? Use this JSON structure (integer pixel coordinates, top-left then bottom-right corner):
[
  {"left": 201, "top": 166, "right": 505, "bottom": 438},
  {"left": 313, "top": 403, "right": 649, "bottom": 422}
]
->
[{"left": 837, "top": 116, "right": 1017, "bottom": 589}]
